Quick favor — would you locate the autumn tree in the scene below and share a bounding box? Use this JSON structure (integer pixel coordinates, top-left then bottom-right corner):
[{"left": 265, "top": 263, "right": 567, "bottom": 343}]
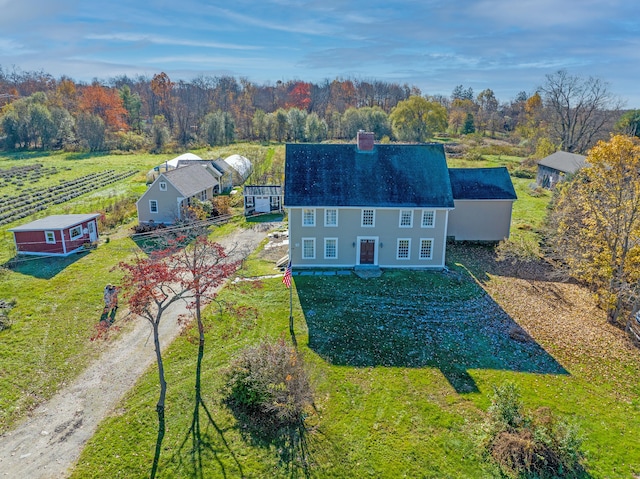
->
[
  {"left": 286, "top": 81, "right": 312, "bottom": 111},
  {"left": 150, "top": 72, "right": 174, "bottom": 129},
  {"left": 390, "top": 96, "right": 447, "bottom": 142},
  {"left": 547, "top": 135, "right": 640, "bottom": 326},
  {"left": 119, "top": 235, "right": 239, "bottom": 477},
  {"left": 476, "top": 88, "right": 499, "bottom": 135},
  {"left": 540, "top": 70, "right": 621, "bottom": 153},
  {"left": 78, "top": 84, "right": 128, "bottom": 131}
]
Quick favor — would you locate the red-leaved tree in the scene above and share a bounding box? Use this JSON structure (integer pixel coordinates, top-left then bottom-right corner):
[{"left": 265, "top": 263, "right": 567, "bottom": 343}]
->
[{"left": 119, "top": 235, "right": 240, "bottom": 478}]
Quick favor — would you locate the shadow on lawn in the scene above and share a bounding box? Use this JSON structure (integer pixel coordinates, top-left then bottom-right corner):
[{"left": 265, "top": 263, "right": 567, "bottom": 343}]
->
[
  {"left": 170, "top": 341, "right": 245, "bottom": 479},
  {"left": 296, "top": 268, "right": 568, "bottom": 395},
  {"left": 3, "top": 250, "right": 89, "bottom": 279}
]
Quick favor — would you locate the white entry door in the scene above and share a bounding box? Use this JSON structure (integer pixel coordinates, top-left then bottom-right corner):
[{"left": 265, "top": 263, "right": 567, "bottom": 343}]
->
[
  {"left": 87, "top": 221, "right": 97, "bottom": 242},
  {"left": 255, "top": 196, "right": 270, "bottom": 213}
]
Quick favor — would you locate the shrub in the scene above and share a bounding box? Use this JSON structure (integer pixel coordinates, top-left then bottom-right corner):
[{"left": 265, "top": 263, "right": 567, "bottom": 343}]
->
[
  {"left": 481, "top": 382, "right": 584, "bottom": 478},
  {"left": 0, "top": 298, "right": 15, "bottom": 331},
  {"left": 211, "top": 196, "right": 232, "bottom": 216},
  {"left": 224, "top": 338, "right": 313, "bottom": 428}
]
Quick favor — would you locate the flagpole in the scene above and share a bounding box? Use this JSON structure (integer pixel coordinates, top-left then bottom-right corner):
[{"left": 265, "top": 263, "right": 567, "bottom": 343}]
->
[{"left": 286, "top": 218, "right": 296, "bottom": 347}]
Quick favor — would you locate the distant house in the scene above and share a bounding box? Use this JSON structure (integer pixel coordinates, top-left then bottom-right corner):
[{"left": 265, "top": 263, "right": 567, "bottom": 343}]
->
[
  {"left": 136, "top": 164, "right": 219, "bottom": 225},
  {"left": 536, "top": 151, "right": 586, "bottom": 188},
  {"left": 448, "top": 168, "right": 517, "bottom": 241},
  {"left": 284, "top": 132, "right": 517, "bottom": 269},
  {"left": 243, "top": 185, "right": 283, "bottom": 215},
  {"left": 9, "top": 213, "right": 100, "bottom": 256}
]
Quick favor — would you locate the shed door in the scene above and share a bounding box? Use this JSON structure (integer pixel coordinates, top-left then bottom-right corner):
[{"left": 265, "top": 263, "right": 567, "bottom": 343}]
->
[
  {"left": 87, "top": 221, "right": 97, "bottom": 242},
  {"left": 360, "top": 239, "right": 375, "bottom": 265},
  {"left": 255, "top": 196, "right": 270, "bottom": 213}
]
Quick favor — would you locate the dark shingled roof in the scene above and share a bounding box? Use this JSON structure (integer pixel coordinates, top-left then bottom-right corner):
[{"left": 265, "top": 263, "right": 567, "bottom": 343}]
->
[
  {"left": 244, "top": 185, "right": 282, "bottom": 196},
  {"left": 448, "top": 167, "right": 517, "bottom": 200},
  {"left": 285, "top": 143, "right": 454, "bottom": 208}
]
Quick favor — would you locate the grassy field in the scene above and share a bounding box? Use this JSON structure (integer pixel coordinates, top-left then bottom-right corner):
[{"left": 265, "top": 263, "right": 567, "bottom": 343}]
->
[
  {"left": 3, "top": 143, "right": 639, "bottom": 477},
  {"left": 69, "top": 242, "right": 640, "bottom": 478},
  {"left": 0, "top": 145, "right": 282, "bottom": 433}
]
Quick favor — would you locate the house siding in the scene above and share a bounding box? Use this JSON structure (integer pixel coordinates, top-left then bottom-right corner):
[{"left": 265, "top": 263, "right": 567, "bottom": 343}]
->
[
  {"left": 137, "top": 180, "right": 183, "bottom": 224},
  {"left": 13, "top": 220, "right": 97, "bottom": 256},
  {"left": 137, "top": 180, "right": 216, "bottom": 225},
  {"left": 288, "top": 207, "right": 448, "bottom": 268},
  {"left": 447, "top": 199, "right": 514, "bottom": 241}
]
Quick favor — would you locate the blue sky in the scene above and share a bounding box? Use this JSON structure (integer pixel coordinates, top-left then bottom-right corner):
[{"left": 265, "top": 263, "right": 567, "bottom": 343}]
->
[{"left": 1, "top": 0, "right": 639, "bottom": 106}]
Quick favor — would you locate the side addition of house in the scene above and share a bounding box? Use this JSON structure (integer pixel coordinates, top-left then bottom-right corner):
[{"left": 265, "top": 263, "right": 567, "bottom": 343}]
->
[{"left": 447, "top": 167, "right": 517, "bottom": 242}]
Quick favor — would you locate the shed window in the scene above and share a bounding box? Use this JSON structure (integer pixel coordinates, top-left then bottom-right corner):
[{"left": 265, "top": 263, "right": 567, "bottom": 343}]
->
[
  {"left": 69, "top": 225, "right": 83, "bottom": 239},
  {"left": 159, "top": 182, "right": 167, "bottom": 191},
  {"left": 421, "top": 210, "right": 435, "bottom": 228},
  {"left": 361, "top": 209, "right": 375, "bottom": 227},
  {"left": 399, "top": 210, "right": 413, "bottom": 227},
  {"left": 245, "top": 196, "right": 254, "bottom": 207},
  {"left": 150, "top": 200, "right": 159, "bottom": 213},
  {"left": 45, "top": 231, "right": 56, "bottom": 244},
  {"left": 419, "top": 238, "right": 434, "bottom": 260},
  {"left": 397, "top": 239, "right": 410, "bottom": 259},
  {"left": 302, "top": 238, "right": 316, "bottom": 259},
  {"left": 302, "top": 208, "right": 316, "bottom": 227},
  {"left": 271, "top": 196, "right": 280, "bottom": 209}
]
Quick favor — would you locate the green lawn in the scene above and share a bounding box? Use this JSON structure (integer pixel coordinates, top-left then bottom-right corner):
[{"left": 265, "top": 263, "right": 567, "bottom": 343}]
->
[
  {"left": 70, "top": 247, "right": 640, "bottom": 478},
  {"left": 0, "top": 146, "right": 282, "bottom": 433}
]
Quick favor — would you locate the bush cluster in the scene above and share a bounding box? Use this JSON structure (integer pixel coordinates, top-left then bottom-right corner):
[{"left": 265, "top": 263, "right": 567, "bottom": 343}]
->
[
  {"left": 224, "top": 338, "right": 313, "bottom": 428},
  {"left": 481, "top": 382, "right": 584, "bottom": 478}
]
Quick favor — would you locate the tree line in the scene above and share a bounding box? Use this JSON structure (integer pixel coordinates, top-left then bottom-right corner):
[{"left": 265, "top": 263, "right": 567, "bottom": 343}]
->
[{"left": 0, "top": 65, "right": 637, "bottom": 154}]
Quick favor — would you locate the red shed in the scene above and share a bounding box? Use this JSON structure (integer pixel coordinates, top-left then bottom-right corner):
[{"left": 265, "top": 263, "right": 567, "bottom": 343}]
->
[{"left": 9, "top": 214, "right": 100, "bottom": 256}]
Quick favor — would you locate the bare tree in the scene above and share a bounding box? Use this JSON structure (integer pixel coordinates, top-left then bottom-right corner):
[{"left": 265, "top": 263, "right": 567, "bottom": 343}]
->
[{"left": 540, "top": 70, "right": 622, "bottom": 153}]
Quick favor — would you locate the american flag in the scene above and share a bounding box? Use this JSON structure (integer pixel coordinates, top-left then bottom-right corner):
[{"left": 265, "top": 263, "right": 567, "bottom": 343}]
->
[{"left": 282, "top": 261, "right": 292, "bottom": 288}]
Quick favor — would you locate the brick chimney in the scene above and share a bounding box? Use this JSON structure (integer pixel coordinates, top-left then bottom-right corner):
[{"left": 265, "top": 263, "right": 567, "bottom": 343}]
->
[{"left": 357, "top": 131, "right": 375, "bottom": 151}]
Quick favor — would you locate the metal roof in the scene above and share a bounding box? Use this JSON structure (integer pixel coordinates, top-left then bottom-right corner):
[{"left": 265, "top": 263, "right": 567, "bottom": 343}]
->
[
  {"left": 284, "top": 143, "right": 454, "bottom": 208},
  {"left": 244, "top": 185, "right": 282, "bottom": 196},
  {"left": 8, "top": 213, "right": 101, "bottom": 231},
  {"left": 448, "top": 167, "right": 517, "bottom": 200},
  {"left": 538, "top": 151, "right": 586, "bottom": 174}
]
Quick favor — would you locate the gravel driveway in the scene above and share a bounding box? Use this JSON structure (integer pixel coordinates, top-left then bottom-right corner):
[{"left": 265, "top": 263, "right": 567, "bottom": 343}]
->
[{"left": 0, "top": 224, "right": 274, "bottom": 479}]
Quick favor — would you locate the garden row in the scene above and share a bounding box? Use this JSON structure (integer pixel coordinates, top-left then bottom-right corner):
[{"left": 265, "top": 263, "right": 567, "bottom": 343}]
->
[
  {"left": 0, "top": 170, "right": 138, "bottom": 226},
  {"left": 0, "top": 164, "right": 63, "bottom": 185}
]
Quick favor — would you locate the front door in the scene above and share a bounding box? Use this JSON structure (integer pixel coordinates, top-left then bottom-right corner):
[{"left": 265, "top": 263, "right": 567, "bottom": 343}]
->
[{"left": 360, "top": 239, "right": 375, "bottom": 264}]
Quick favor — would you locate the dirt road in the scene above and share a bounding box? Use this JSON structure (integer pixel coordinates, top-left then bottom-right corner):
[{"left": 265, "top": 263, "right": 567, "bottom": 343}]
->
[{"left": 0, "top": 224, "right": 275, "bottom": 478}]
